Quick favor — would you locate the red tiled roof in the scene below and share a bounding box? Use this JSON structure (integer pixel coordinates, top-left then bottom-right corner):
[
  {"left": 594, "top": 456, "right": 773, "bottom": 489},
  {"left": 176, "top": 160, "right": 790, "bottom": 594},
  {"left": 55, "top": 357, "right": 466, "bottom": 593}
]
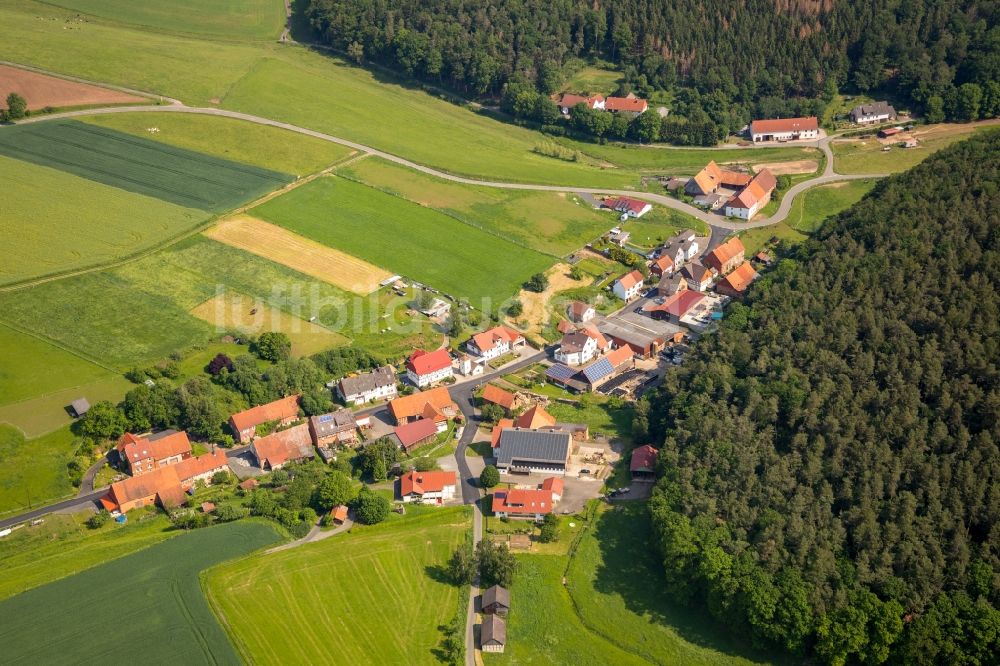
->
[
  {"left": 558, "top": 93, "right": 604, "bottom": 108},
  {"left": 406, "top": 348, "right": 452, "bottom": 376},
  {"left": 580, "top": 325, "right": 609, "bottom": 350},
  {"left": 604, "top": 97, "right": 648, "bottom": 113},
  {"left": 108, "top": 465, "right": 181, "bottom": 508},
  {"left": 616, "top": 270, "right": 644, "bottom": 290},
  {"left": 330, "top": 505, "right": 348, "bottom": 521},
  {"left": 557, "top": 319, "right": 574, "bottom": 334},
  {"left": 630, "top": 445, "right": 659, "bottom": 472},
  {"left": 647, "top": 290, "right": 705, "bottom": 318},
  {"left": 750, "top": 116, "right": 818, "bottom": 134},
  {"left": 690, "top": 161, "right": 753, "bottom": 194},
  {"left": 491, "top": 418, "right": 515, "bottom": 448},
  {"left": 482, "top": 384, "right": 516, "bottom": 410},
  {"left": 568, "top": 301, "right": 592, "bottom": 319},
  {"left": 516, "top": 405, "right": 557, "bottom": 429},
  {"left": 471, "top": 326, "right": 523, "bottom": 355},
  {"left": 400, "top": 470, "right": 457, "bottom": 496},
  {"left": 605, "top": 346, "right": 634, "bottom": 368},
  {"left": 230, "top": 395, "right": 300, "bottom": 433},
  {"left": 726, "top": 170, "right": 777, "bottom": 211},
  {"left": 239, "top": 478, "right": 259, "bottom": 491},
  {"left": 119, "top": 431, "right": 191, "bottom": 464},
  {"left": 651, "top": 255, "right": 674, "bottom": 273},
  {"left": 541, "top": 476, "right": 564, "bottom": 496},
  {"left": 718, "top": 261, "right": 759, "bottom": 294},
  {"left": 174, "top": 450, "right": 228, "bottom": 481},
  {"left": 394, "top": 418, "right": 439, "bottom": 451},
  {"left": 492, "top": 489, "right": 553, "bottom": 515},
  {"left": 606, "top": 196, "right": 650, "bottom": 215},
  {"left": 705, "top": 237, "right": 745, "bottom": 272},
  {"left": 389, "top": 387, "right": 457, "bottom": 422},
  {"left": 252, "top": 424, "right": 313, "bottom": 468}
]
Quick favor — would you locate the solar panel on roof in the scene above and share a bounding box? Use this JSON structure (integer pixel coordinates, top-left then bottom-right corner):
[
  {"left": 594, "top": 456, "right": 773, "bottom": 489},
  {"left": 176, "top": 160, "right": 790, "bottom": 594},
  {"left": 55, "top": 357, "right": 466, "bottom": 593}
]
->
[
  {"left": 582, "top": 358, "right": 614, "bottom": 383},
  {"left": 318, "top": 414, "right": 333, "bottom": 423},
  {"left": 545, "top": 364, "right": 577, "bottom": 381}
]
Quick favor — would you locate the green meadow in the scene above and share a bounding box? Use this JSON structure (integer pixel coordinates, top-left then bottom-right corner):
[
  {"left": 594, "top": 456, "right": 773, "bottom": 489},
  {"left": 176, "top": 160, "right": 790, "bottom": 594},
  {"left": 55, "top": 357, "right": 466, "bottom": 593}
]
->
[
  {"left": 0, "top": 426, "right": 78, "bottom": 516},
  {"left": 831, "top": 124, "right": 996, "bottom": 174},
  {"left": 339, "top": 157, "right": 617, "bottom": 256},
  {"left": 786, "top": 180, "right": 878, "bottom": 233},
  {"left": 45, "top": 0, "right": 285, "bottom": 41},
  {"left": 0, "top": 323, "right": 113, "bottom": 404},
  {"left": 0, "top": 521, "right": 280, "bottom": 664},
  {"left": 207, "top": 507, "right": 468, "bottom": 665},
  {"left": 82, "top": 112, "right": 353, "bottom": 176},
  {"left": 254, "top": 176, "right": 555, "bottom": 304}
]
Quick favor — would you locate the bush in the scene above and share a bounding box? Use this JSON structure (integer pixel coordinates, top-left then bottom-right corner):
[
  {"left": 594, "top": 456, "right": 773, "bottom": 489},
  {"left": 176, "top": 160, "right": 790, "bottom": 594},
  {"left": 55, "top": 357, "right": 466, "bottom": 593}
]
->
[
  {"left": 448, "top": 543, "right": 476, "bottom": 584},
  {"left": 211, "top": 470, "right": 231, "bottom": 485},
  {"left": 288, "top": 520, "right": 312, "bottom": 539},
  {"left": 252, "top": 331, "right": 292, "bottom": 362},
  {"left": 506, "top": 299, "right": 524, "bottom": 317},
  {"left": 480, "top": 465, "right": 500, "bottom": 488},
  {"left": 413, "top": 456, "right": 437, "bottom": 472},
  {"left": 206, "top": 353, "right": 234, "bottom": 375},
  {"left": 538, "top": 513, "right": 559, "bottom": 543},
  {"left": 173, "top": 511, "right": 209, "bottom": 530},
  {"left": 524, "top": 272, "right": 549, "bottom": 293},
  {"left": 354, "top": 487, "right": 391, "bottom": 524},
  {"left": 215, "top": 505, "right": 247, "bottom": 522},
  {"left": 86, "top": 510, "right": 111, "bottom": 529}
]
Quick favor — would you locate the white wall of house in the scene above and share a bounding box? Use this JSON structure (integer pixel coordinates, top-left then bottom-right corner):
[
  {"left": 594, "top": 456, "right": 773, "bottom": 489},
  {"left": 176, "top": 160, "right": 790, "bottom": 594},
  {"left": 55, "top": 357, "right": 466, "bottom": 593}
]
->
[
  {"left": 403, "top": 485, "right": 456, "bottom": 503},
  {"left": 472, "top": 339, "right": 510, "bottom": 361},
  {"left": 407, "top": 365, "right": 454, "bottom": 388},
  {"left": 495, "top": 510, "right": 546, "bottom": 521},
  {"left": 340, "top": 383, "right": 397, "bottom": 405},
  {"left": 752, "top": 128, "right": 819, "bottom": 142},
  {"left": 613, "top": 280, "right": 643, "bottom": 301},
  {"left": 555, "top": 336, "right": 597, "bottom": 366}
]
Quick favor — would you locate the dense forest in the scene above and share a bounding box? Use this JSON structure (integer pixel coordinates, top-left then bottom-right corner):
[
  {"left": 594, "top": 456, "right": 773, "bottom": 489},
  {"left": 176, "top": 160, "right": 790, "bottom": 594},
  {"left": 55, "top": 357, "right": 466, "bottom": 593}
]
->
[
  {"left": 304, "top": 0, "right": 1000, "bottom": 142},
  {"left": 643, "top": 131, "right": 1000, "bottom": 663}
]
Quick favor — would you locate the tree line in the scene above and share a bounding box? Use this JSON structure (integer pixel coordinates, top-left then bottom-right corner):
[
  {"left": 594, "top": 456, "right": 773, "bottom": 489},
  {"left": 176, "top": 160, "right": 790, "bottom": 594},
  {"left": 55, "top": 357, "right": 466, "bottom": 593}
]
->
[
  {"left": 303, "top": 0, "right": 999, "bottom": 144},
  {"left": 644, "top": 131, "right": 1000, "bottom": 663}
]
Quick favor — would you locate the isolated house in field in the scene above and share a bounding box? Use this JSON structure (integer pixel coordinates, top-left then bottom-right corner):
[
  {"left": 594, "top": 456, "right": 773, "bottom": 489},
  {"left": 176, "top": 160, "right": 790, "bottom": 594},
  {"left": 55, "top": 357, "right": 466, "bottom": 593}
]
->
[
  {"left": 405, "top": 348, "right": 453, "bottom": 387},
  {"left": 309, "top": 409, "right": 358, "bottom": 448},
  {"left": 481, "top": 384, "right": 516, "bottom": 413},
  {"left": 481, "top": 614, "right": 507, "bottom": 653},
  {"left": 715, "top": 261, "right": 759, "bottom": 298},
  {"left": 612, "top": 270, "right": 645, "bottom": 301},
  {"left": 566, "top": 300, "right": 595, "bottom": 323},
  {"left": 492, "top": 488, "right": 554, "bottom": 520},
  {"left": 336, "top": 365, "right": 397, "bottom": 405},
  {"left": 481, "top": 585, "right": 511, "bottom": 615},
  {"left": 605, "top": 196, "right": 652, "bottom": 218},
  {"left": 630, "top": 444, "right": 659, "bottom": 481},
  {"left": 703, "top": 236, "right": 746, "bottom": 276},
  {"left": 685, "top": 160, "right": 752, "bottom": 196},
  {"left": 70, "top": 398, "right": 90, "bottom": 418},
  {"left": 388, "top": 386, "right": 458, "bottom": 425},
  {"left": 749, "top": 116, "right": 819, "bottom": 142},
  {"left": 116, "top": 430, "right": 192, "bottom": 476},
  {"left": 556, "top": 93, "right": 605, "bottom": 114},
  {"left": 392, "top": 418, "right": 439, "bottom": 453},
  {"left": 229, "top": 395, "right": 300, "bottom": 443},
  {"left": 724, "top": 169, "right": 777, "bottom": 220},
  {"left": 250, "top": 423, "right": 314, "bottom": 471},
  {"left": 399, "top": 470, "right": 457, "bottom": 504},
  {"left": 850, "top": 101, "right": 896, "bottom": 125},
  {"left": 467, "top": 326, "right": 526, "bottom": 361},
  {"left": 681, "top": 262, "right": 713, "bottom": 291}
]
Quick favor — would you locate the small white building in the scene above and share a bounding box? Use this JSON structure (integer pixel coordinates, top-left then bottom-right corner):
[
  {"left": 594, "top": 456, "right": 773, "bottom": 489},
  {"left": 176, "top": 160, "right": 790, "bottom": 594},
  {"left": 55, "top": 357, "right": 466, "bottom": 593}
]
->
[
  {"left": 466, "top": 326, "right": 526, "bottom": 361},
  {"left": 612, "top": 270, "right": 645, "bottom": 301},
  {"left": 405, "top": 349, "right": 454, "bottom": 388}
]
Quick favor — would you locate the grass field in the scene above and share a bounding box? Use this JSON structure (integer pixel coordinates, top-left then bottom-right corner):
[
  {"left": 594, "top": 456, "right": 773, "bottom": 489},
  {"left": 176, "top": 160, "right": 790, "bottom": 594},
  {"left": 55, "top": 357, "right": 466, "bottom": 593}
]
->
[
  {"left": 339, "top": 157, "right": 616, "bottom": 257},
  {"left": 0, "top": 425, "right": 78, "bottom": 515},
  {"left": 0, "top": 521, "right": 280, "bottom": 664},
  {"left": 82, "top": 112, "right": 353, "bottom": 175},
  {"left": 831, "top": 123, "right": 997, "bottom": 174},
  {"left": 205, "top": 215, "right": 392, "bottom": 294},
  {"left": 563, "top": 66, "right": 624, "bottom": 95},
  {"left": 735, "top": 223, "right": 807, "bottom": 256},
  {"left": 0, "top": 374, "right": 133, "bottom": 439},
  {"left": 624, "top": 206, "right": 710, "bottom": 249},
  {"left": 0, "top": 508, "right": 178, "bottom": 599},
  {"left": 0, "top": 153, "right": 209, "bottom": 285},
  {"left": 207, "top": 507, "right": 468, "bottom": 665},
  {"left": 785, "top": 180, "right": 878, "bottom": 232},
  {"left": 546, "top": 397, "right": 634, "bottom": 441},
  {"left": 0, "top": 120, "right": 291, "bottom": 212},
  {"left": 45, "top": 0, "right": 285, "bottom": 41},
  {"left": 254, "top": 176, "right": 555, "bottom": 305},
  {"left": 564, "top": 141, "right": 822, "bottom": 175}
]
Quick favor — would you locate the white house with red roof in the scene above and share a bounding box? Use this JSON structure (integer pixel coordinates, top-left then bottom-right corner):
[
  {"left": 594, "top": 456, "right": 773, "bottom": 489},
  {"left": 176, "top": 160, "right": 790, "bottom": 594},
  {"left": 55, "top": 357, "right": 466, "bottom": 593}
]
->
[
  {"left": 604, "top": 96, "right": 649, "bottom": 116},
  {"left": 405, "top": 348, "right": 454, "bottom": 387},
  {"left": 556, "top": 93, "right": 605, "bottom": 114},
  {"left": 466, "top": 326, "right": 526, "bottom": 361},
  {"left": 116, "top": 431, "right": 192, "bottom": 476},
  {"left": 399, "top": 470, "right": 457, "bottom": 504},
  {"left": 492, "top": 488, "right": 554, "bottom": 520},
  {"left": 612, "top": 270, "right": 645, "bottom": 301},
  {"left": 541, "top": 476, "right": 564, "bottom": 502},
  {"left": 749, "top": 116, "right": 819, "bottom": 142},
  {"left": 605, "top": 196, "right": 652, "bottom": 218}
]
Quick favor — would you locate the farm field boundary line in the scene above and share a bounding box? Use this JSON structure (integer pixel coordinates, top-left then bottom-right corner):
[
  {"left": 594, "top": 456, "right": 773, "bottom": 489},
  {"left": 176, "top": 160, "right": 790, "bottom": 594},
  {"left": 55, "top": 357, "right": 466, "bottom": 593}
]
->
[
  {"left": 0, "top": 59, "right": 180, "bottom": 104},
  {"left": 0, "top": 319, "right": 115, "bottom": 374}
]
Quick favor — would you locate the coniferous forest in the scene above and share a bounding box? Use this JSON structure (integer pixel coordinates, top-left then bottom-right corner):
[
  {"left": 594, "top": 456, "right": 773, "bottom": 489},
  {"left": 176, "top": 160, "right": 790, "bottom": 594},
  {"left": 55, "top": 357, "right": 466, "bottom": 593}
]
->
[
  {"left": 644, "top": 131, "right": 1000, "bottom": 663},
  {"left": 304, "top": 0, "right": 1000, "bottom": 140}
]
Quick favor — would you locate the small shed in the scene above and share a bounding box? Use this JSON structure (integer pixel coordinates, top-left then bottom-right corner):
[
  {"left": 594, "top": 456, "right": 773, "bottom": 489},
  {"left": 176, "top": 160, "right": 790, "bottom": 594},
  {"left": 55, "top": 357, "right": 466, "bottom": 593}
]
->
[
  {"left": 238, "top": 478, "right": 259, "bottom": 491},
  {"left": 480, "top": 614, "right": 507, "bottom": 653},
  {"left": 481, "top": 584, "right": 511, "bottom": 615},
  {"left": 330, "top": 505, "right": 349, "bottom": 525},
  {"left": 200, "top": 502, "right": 216, "bottom": 513},
  {"left": 70, "top": 398, "right": 91, "bottom": 418}
]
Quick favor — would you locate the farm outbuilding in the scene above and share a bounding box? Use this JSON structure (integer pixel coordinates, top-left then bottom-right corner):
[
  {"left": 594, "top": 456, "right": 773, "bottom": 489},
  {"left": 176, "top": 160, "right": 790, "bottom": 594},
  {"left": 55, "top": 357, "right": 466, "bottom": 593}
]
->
[{"left": 70, "top": 398, "right": 90, "bottom": 418}]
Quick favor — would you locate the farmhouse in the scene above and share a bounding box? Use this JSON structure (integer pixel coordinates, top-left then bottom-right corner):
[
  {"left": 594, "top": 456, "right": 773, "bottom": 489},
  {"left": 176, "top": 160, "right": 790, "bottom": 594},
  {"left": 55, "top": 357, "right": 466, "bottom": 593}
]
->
[
  {"left": 556, "top": 93, "right": 605, "bottom": 114},
  {"left": 494, "top": 429, "right": 572, "bottom": 475},
  {"left": 481, "top": 614, "right": 507, "bottom": 653},
  {"left": 749, "top": 116, "right": 819, "bottom": 142},
  {"left": 336, "top": 365, "right": 397, "bottom": 405},
  {"left": 650, "top": 254, "right": 674, "bottom": 277},
  {"left": 492, "top": 488, "right": 554, "bottom": 520},
  {"left": 604, "top": 96, "right": 649, "bottom": 116},
  {"left": 605, "top": 196, "right": 652, "bottom": 218},
  {"left": 388, "top": 386, "right": 458, "bottom": 425},
  {"left": 724, "top": 169, "right": 777, "bottom": 220},
  {"left": 101, "top": 450, "right": 229, "bottom": 514},
  {"left": 681, "top": 262, "right": 713, "bottom": 291},
  {"left": 405, "top": 348, "right": 454, "bottom": 387},
  {"left": 612, "top": 270, "right": 645, "bottom": 301},
  {"left": 685, "top": 161, "right": 752, "bottom": 196},
  {"left": 116, "top": 430, "right": 192, "bottom": 476},
  {"left": 309, "top": 409, "right": 358, "bottom": 448},
  {"left": 481, "top": 384, "right": 516, "bottom": 413},
  {"left": 399, "top": 470, "right": 457, "bottom": 504},
  {"left": 716, "top": 261, "right": 759, "bottom": 298},
  {"left": 467, "top": 325, "right": 526, "bottom": 361},
  {"left": 481, "top": 585, "right": 511, "bottom": 615},
  {"left": 229, "top": 395, "right": 300, "bottom": 443},
  {"left": 250, "top": 423, "right": 315, "bottom": 470},
  {"left": 392, "top": 418, "right": 439, "bottom": 453},
  {"left": 566, "top": 300, "right": 595, "bottom": 323},
  {"left": 704, "top": 237, "right": 746, "bottom": 275},
  {"left": 630, "top": 444, "right": 659, "bottom": 481},
  {"left": 554, "top": 330, "right": 598, "bottom": 366},
  {"left": 850, "top": 101, "right": 896, "bottom": 125}
]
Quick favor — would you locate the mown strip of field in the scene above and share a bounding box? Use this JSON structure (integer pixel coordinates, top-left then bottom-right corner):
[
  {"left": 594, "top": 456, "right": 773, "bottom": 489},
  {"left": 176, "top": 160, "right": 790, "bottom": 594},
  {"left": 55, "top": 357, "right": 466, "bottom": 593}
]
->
[
  {"left": 0, "top": 120, "right": 291, "bottom": 212},
  {"left": 254, "top": 176, "right": 555, "bottom": 305},
  {"left": 0, "top": 521, "right": 280, "bottom": 664},
  {"left": 206, "top": 508, "right": 468, "bottom": 665}
]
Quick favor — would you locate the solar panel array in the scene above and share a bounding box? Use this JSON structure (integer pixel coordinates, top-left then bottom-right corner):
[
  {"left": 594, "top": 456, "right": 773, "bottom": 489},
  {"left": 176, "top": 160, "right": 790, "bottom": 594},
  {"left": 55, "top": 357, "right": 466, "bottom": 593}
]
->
[
  {"left": 581, "top": 358, "right": 614, "bottom": 384},
  {"left": 545, "top": 364, "right": 578, "bottom": 382}
]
